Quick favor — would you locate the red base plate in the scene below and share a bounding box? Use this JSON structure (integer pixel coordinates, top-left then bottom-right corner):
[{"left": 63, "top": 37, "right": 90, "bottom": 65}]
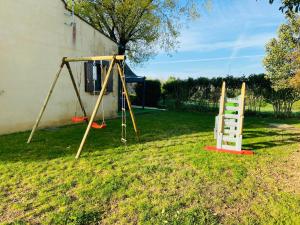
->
[{"left": 204, "top": 146, "right": 254, "bottom": 155}]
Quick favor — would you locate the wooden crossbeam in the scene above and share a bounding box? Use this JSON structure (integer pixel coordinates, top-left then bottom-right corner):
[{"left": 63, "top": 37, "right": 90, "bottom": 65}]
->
[{"left": 64, "top": 55, "right": 125, "bottom": 62}]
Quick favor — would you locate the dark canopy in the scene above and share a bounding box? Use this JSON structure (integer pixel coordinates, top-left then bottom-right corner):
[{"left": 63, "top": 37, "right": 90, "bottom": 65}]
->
[
  {"left": 124, "top": 64, "right": 145, "bottom": 83},
  {"left": 118, "top": 64, "right": 146, "bottom": 109}
]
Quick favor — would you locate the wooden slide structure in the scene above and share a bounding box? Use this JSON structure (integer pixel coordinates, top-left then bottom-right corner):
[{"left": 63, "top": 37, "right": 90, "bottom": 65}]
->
[{"left": 205, "top": 81, "right": 253, "bottom": 155}]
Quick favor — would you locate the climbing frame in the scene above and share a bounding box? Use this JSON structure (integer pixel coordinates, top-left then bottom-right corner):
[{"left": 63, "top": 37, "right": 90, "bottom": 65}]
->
[{"left": 206, "top": 81, "right": 253, "bottom": 155}]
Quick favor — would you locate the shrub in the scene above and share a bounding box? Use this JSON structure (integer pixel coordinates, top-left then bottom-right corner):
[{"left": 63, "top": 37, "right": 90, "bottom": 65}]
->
[{"left": 135, "top": 80, "right": 162, "bottom": 107}]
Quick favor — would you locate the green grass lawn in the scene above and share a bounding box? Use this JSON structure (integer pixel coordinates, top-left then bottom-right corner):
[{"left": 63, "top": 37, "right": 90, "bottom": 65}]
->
[{"left": 0, "top": 111, "right": 300, "bottom": 224}]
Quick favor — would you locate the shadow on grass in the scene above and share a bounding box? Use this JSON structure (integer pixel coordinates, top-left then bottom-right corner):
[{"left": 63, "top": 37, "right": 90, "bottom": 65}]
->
[
  {"left": 243, "top": 129, "right": 300, "bottom": 151},
  {"left": 0, "top": 111, "right": 214, "bottom": 162},
  {"left": 1, "top": 110, "right": 299, "bottom": 162}
]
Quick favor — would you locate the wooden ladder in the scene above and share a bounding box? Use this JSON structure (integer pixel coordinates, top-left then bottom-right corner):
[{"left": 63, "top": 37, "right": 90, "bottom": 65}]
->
[{"left": 214, "top": 82, "right": 246, "bottom": 151}]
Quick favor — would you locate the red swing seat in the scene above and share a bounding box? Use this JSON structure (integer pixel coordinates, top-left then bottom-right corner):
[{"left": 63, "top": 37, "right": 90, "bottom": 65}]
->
[
  {"left": 92, "top": 122, "right": 107, "bottom": 129},
  {"left": 72, "top": 116, "right": 106, "bottom": 129},
  {"left": 72, "top": 116, "right": 88, "bottom": 123}
]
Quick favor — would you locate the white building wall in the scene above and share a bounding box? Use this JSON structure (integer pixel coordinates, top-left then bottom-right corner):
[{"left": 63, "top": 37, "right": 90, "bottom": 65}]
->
[{"left": 0, "top": 0, "right": 119, "bottom": 134}]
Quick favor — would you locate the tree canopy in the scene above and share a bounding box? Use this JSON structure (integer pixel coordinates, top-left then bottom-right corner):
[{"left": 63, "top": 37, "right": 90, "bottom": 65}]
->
[
  {"left": 69, "top": 0, "right": 208, "bottom": 64},
  {"left": 263, "top": 14, "right": 300, "bottom": 116},
  {"left": 290, "top": 50, "right": 300, "bottom": 89},
  {"left": 268, "top": 0, "right": 300, "bottom": 15},
  {"left": 263, "top": 14, "right": 300, "bottom": 90}
]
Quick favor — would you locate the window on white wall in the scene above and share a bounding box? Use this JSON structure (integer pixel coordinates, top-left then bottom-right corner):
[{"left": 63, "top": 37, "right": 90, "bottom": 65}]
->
[{"left": 84, "top": 61, "right": 113, "bottom": 95}]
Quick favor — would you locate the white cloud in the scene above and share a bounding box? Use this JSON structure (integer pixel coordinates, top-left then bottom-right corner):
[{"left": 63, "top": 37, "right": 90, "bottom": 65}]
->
[{"left": 147, "top": 54, "right": 264, "bottom": 65}]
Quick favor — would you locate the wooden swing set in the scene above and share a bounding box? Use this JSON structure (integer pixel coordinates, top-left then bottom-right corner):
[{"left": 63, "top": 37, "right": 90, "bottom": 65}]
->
[{"left": 27, "top": 55, "right": 139, "bottom": 159}]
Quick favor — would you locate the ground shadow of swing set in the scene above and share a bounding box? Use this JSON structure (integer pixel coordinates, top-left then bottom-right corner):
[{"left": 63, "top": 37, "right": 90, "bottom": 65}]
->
[{"left": 27, "top": 55, "right": 139, "bottom": 159}]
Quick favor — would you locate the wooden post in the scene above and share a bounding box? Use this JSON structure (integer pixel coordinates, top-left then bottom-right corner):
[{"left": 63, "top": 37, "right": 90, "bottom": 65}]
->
[
  {"left": 65, "top": 62, "right": 87, "bottom": 117},
  {"left": 218, "top": 81, "right": 226, "bottom": 134},
  {"left": 27, "top": 60, "right": 65, "bottom": 143},
  {"left": 117, "top": 63, "right": 140, "bottom": 140},
  {"left": 239, "top": 82, "right": 246, "bottom": 135},
  {"left": 75, "top": 57, "right": 116, "bottom": 159}
]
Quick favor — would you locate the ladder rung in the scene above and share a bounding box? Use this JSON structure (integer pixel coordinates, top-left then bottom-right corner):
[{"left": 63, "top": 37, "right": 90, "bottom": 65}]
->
[
  {"left": 224, "top": 129, "right": 238, "bottom": 135},
  {"left": 121, "top": 138, "right": 127, "bottom": 143},
  {"left": 224, "top": 114, "right": 239, "bottom": 119},
  {"left": 121, "top": 124, "right": 127, "bottom": 127},
  {"left": 226, "top": 98, "right": 240, "bottom": 103},
  {"left": 222, "top": 136, "right": 237, "bottom": 143},
  {"left": 121, "top": 108, "right": 126, "bottom": 111},
  {"left": 225, "top": 106, "right": 239, "bottom": 111},
  {"left": 224, "top": 120, "right": 238, "bottom": 127}
]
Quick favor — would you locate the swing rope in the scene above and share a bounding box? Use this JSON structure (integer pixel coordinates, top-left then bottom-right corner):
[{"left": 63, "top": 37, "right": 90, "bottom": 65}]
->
[
  {"left": 75, "top": 63, "right": 80, "bottom": 118},
  {"left": 100, "top": 60, "right": 106, "bottom": 127},
  {"left": 91, "top": 60, "right": 106, "bottom": 129},
  {"left": 121, "top": 60, "right": 127, "bottom": 144},
  {"left": 71, "top": 60, "right": 107, "bottom": 129},
  {"left": 72, "top": 63, "right": 87, "bottom": 123}
]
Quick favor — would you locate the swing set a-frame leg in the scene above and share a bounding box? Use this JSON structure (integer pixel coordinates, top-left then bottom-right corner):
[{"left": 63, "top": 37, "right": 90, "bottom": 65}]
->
[
  {"left": 27, "top": 60, "right": 65, "bottom": 144},
  {"left": 117, "top": 63, "right": 140, "bottom": 141},
  {"left": 27, "top": 58, "right": 88, "bottom": 144},
  {"left": 75, "top": 57, "right": 116, "bottom": 159}
]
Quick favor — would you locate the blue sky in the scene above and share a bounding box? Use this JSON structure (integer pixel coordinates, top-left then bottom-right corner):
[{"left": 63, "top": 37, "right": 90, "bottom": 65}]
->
[{"left": 133, "top": 0, "right": 286, "bottom": 80}]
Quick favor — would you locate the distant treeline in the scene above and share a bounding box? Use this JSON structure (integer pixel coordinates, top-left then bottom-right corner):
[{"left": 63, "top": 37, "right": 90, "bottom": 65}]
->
[
  {"left": 132, "top": 74, "right": 299, "bottom": 117},
  {"left": 161, "top": 74, "right": 299, "bottom": 117}
]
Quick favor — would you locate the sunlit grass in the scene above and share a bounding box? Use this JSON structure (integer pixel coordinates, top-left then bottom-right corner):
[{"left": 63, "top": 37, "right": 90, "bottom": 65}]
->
[
  {"left": 0, "top": 111, "right": 299, "bottom": 224},
  {"left": 259, "top": 100, "right": 300, "bottom": 113}
]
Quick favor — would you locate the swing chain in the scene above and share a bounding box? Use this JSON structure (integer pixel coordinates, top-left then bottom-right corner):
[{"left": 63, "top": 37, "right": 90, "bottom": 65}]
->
[
  {"left": 74, "top": 62, "right": 82, "bottom": 118},
  {"left": 92, "top": 60, "right": 97, "bottom": 96},
  {"left": 100, "top": 60, "right": 105, "bottom": 125},
  {"left": 91, "top": 60, "right": 106, "bottom": 128}
]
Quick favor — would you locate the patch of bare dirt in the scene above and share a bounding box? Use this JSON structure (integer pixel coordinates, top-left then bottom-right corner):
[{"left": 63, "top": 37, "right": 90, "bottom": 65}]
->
[{"left": 280, "top": 149, "right": 300, "bottom": 195}]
